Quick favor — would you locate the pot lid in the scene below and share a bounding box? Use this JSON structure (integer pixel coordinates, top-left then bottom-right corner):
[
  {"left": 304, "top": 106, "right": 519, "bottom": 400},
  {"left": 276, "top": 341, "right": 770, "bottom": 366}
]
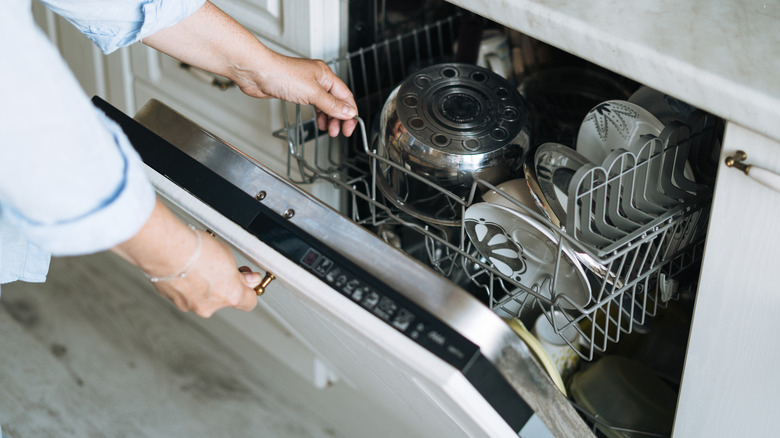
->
[{"left": 396, "top": 63, "right": 529, "bottom": 154}]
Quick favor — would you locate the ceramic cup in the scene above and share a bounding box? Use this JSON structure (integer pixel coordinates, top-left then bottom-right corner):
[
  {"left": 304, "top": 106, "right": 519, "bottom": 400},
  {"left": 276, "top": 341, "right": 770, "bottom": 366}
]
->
[
  {"left": 455, "top": 29, "right": 513, "bottom": 79},
  {"left": 477, "top": 30, "right": 513, "bottom": 79},
  {"left": 533, "top": 311, "right": 581, "bottom": 379}
]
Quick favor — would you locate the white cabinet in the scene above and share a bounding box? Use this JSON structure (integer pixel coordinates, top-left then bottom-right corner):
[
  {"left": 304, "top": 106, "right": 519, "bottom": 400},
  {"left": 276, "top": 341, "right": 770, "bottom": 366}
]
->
[
  {"left": 129, "top": 0, "right": 343, "bottom": 171},
  {"left": 31, "top": 0, "right": 133, "bottom": 112},
  {"left": 209, "top": 0, "right": 346, "bottom": 60},
  {"left": 674, "top": 123, "right": 780, "bottom": 437}
]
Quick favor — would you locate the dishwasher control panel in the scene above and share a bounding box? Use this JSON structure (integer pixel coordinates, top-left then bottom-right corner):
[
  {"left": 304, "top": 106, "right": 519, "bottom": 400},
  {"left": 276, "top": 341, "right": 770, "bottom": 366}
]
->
[
  {"left": 300, "top": 248, "right": 473, "bottom": 362},
  {"left": 246, "top": 213, "right": 480, "bottom": 371}
]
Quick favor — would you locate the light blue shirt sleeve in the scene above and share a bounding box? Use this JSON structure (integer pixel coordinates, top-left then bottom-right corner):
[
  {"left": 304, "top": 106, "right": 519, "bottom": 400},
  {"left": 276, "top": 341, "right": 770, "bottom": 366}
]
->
[
  {"left": 40, "top": 0, "right": 207, "bottom": 54},
  {"left": 0, "top": 0, "right": 207, "bottom": 284}
]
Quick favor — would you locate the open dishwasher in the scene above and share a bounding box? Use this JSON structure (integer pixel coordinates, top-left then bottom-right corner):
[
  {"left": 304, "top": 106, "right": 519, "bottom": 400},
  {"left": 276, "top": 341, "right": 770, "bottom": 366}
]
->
[
  {"left": 99, "top": 13, "right": 722, "bottom": 438},
  {"left": 274, "top": 15, "right": 720, "bottom": 437}
]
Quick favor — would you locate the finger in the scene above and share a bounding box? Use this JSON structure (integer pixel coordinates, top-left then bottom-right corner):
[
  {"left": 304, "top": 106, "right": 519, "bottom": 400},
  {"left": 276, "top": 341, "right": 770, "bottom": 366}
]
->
[
  {"left": 235, "top": 289, "right": 258, "bottom": 311},
  {"left": 196, "top": 306, "right": 217, "bottom": 318},
  {"left": 327, "top": 76, "right": 358, "bottom": 111},
  {"left": 316, "top": 93, "right": 356, "bottom": 122},
  {"left": 311, "top": 73, "right": 357, "bottom": 122},
  {"left": 328, "top": 117, "right": 341, "bottom": 137},
  {"left": 237, "top": 270, "right": 261, "bottom": 311},
  {"left": 316, "top": 111, "right": 328, "bottom": 132},
  {"left": 342, "top": 118, "right": 358, "bottom": 137},
  {"left": 236, "top": 282, "right": 259, "bottom": 312},
  {"left": 240, "top": 270, "right": 263, "bottom": 288}
]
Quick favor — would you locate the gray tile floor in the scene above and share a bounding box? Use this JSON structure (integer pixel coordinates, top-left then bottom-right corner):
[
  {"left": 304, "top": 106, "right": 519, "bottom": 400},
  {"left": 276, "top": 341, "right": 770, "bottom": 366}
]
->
[{"left": 0, "top": 253, "right": 345, "bottom": 438}]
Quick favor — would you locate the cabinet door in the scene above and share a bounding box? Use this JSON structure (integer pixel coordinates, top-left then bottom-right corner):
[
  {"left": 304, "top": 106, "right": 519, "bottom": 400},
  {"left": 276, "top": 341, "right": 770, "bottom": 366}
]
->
[
  {"left": 210, "top": 0, "right": 344, "bottom": 60},
  {"left": 675, "top": 123, "right": 780, "bottom": 437},
  {"left": 31, "top": 1, "right": 132, "bottom": 111}
]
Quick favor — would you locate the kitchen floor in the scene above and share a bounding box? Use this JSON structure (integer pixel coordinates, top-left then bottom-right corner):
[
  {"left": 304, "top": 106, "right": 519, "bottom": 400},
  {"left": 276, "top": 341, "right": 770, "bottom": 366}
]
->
[{"left": 0, "top": 252, "right": 371, "bottom": 438}]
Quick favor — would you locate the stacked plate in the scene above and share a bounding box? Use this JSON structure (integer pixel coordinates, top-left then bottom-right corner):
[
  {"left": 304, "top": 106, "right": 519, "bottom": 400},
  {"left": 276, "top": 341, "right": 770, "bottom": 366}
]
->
[{"left": 464, "top": 91, "right": 709, "bottom": 311}]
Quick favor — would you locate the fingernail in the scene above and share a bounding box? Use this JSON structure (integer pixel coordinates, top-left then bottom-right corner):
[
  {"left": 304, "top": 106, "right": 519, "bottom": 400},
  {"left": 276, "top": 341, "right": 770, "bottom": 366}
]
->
[
  {"left": 244, "top": 272, "right": 262, "bottom": 284},
  {"left": 342, "top": 105, "right": 356, "bottom": 117}
]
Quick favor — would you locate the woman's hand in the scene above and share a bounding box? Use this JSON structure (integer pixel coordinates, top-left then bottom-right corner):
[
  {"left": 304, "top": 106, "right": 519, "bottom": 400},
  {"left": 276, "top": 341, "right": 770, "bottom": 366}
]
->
[
  {"left": 142, "top": 1, "right": 358, "bottom": 137},
  {"left": 148, "top": 228, "right": 261, "bottom": 317},
  {"left": 111, "top": 199, "right": 261, "bottom": 317},
  {"left": 231, "top": 53, "right": 358, "bottom": 138}
]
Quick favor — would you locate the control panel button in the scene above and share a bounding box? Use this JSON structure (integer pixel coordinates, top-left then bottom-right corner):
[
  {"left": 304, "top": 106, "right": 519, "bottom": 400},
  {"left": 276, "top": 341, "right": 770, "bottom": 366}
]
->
[
  {"left": 296, "top": 245, "right": 477, "bottom": 370},
  {"left": 325, "top": 267, "right": 342, "bottom": 283},
  {"left": 391, "top": 308, "right": 415, "bottom": 331},
  {"left": 313, "top": 256, "right": 334, "bottom": 276},
  {"left": 344, "top": 279, "right": 360, "bottom": 295},
  {"left": 301, "top": 249, "right": 320, "bottom": 267},
  {"left": 373, "top": 296, "right": 398, "bottom": 320},
  {"left": 410, "top": 322, "right": 426, "bottom": 340},
  {"left": 352, "top": 285, "right": 369, "bottom": 301},
  {"left": 361, "top": 289, "right": 380, "bottom": 309}
]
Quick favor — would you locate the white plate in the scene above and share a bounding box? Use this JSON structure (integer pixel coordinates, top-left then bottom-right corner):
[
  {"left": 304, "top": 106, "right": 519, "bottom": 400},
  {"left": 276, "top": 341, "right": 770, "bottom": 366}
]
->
[
  {"left": 576, "top": 100, "right": 693, "bottom": 217},
  {"left": 464, "top": 202, "right": 591, "bottom": 309},
  {"left": 628, "top": 85, "right": 696, "bottom": 126},
  {"left": 576, "top": 100, "right": 664, "bottom": 165}
]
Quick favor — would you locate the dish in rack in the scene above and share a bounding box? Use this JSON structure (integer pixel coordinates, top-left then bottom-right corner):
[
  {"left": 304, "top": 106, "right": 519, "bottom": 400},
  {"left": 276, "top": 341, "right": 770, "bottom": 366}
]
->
[
  {"left": 277, "top": 17, "right": 719, "bottom": 361},
  {"left": 464, "top": 202, "right": 591, "bottom": 310}
]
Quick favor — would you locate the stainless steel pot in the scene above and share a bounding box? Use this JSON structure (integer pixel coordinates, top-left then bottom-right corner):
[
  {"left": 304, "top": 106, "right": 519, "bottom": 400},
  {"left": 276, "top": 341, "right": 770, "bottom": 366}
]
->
[{"left": 375, "top": 63, "right": 533, "bottom": 226}]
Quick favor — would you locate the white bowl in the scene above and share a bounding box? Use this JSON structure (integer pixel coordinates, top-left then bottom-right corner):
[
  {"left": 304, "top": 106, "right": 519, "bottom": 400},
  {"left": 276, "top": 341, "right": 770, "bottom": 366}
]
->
[
  {"left": 482, "top": 178, "right": 540, "bottom": 214},
  {"left": 575, "top": 100, "right": 664, "bottom": 165}
]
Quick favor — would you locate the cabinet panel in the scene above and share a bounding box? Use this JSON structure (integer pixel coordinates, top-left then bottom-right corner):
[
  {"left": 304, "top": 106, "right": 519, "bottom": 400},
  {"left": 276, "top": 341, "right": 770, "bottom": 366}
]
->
[
  {"left": 132, "top": 64, "right": 342, "bottom": 209},
  {"left": 211, "top": 0, "right": 342, "bottom": 59},
  {"left": 32, "top": 1, "right": 132, "bottom": 111},
  {"left": 674, "top": 123, "right": 780, "bottom": 437},
  {"left": 132, "top": 56, "right": 289, "bottom": 171},
  {"left": 129, "top": 0, "right": 346, "bottom": 208}
]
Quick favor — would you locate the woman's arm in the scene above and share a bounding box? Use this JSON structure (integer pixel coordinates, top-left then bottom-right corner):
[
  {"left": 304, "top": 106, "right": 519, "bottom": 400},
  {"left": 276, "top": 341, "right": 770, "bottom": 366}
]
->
[
  {"left": 142, "top": 1, "right": 358, "bottom": 137},
  {"left": 111, "top": 199, "right": 261, "bottom": 318}
]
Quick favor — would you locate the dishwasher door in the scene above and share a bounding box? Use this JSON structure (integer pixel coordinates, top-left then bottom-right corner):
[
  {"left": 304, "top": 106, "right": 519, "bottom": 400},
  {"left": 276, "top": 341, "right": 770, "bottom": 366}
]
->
[{"left": 92, "top": 97, "right": 590, "bottom": 437}]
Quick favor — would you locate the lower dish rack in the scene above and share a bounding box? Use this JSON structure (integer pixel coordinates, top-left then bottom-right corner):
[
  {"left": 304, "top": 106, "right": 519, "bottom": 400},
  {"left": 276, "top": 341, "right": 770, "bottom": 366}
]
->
[{"left": 272, "top": 16, "right": 721, "bottom": 364}]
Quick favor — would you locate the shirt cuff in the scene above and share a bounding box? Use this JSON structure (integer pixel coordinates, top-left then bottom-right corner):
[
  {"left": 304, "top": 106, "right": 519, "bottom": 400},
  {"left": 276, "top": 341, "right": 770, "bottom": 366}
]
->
[
  {"left": 136, "top": 0, "right": 208, "bottom": 46},
  {"left": 42, "top": 0, "right": 207, "bottom": 54},
  {"left": 0, "top": 221, "right": 51, "bottom": 284}
]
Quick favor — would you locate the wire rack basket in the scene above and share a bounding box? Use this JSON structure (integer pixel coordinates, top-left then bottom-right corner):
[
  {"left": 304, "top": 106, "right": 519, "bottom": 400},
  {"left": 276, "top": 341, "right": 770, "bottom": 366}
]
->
[{"left": 273, "top": 16, "right": 721, "bottom": 367}]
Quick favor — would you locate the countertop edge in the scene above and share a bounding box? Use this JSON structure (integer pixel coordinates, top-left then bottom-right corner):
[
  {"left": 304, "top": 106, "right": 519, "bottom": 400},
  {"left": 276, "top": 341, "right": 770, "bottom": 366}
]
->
[{"left": 447, "top": 0, "right": 780, "bottom": 144}]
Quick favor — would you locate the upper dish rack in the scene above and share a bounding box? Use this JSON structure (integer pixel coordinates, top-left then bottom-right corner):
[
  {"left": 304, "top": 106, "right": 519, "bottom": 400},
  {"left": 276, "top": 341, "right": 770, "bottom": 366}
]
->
[{"left": 273, "top": 16, "right": 722, "bottom": 361}]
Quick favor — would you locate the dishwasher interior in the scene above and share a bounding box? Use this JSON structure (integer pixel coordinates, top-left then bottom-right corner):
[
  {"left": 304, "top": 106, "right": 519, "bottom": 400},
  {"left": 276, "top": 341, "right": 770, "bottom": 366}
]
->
[{"left": 274, "top": 9, "right": 722, "bottom": 437}]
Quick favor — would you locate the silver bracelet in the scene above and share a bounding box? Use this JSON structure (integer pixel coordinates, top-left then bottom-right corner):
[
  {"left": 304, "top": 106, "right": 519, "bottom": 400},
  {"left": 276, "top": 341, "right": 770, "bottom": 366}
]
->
[{"left": 146, "top": 224, "right": 202, "bottom": 283}]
